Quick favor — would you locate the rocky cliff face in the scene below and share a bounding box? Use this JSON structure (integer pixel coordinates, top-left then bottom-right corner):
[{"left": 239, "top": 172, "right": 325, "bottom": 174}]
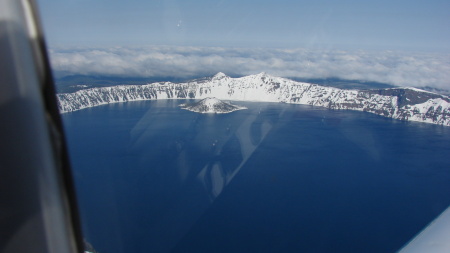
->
[
  {"left": 57, "top": 72, "right": 450, "bottom": 126},
  {"left": 180, "top": 97, "right": 246, "bottom": 114}
]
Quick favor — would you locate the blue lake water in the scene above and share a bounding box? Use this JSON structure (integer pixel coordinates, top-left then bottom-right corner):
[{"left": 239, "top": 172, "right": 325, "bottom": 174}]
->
[{"left": 62, "top": 100, "right": 450, "bottom": 253}]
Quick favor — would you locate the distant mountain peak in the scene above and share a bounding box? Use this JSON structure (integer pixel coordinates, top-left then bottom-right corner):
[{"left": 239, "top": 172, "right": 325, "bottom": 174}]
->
[
  {"left": 179, "top": 97, "right": 247, "bottom": 114},
  {"left": 211, "top": 72, "right": 229, "bottom": 80},
  {"left": 251, "top": 72, "right": 270, "bottom": 79},
  {"left": 247, "top": 72, "right": 279, "bottom": 81},
  {"left": 257, "top": 71, "right": 268, "bottom": 76}
]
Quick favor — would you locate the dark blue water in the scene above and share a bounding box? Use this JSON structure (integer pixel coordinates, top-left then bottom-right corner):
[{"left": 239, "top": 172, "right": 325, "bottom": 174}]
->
[{"left": 62, "top": 100, "right": 450, "bottom": 253}]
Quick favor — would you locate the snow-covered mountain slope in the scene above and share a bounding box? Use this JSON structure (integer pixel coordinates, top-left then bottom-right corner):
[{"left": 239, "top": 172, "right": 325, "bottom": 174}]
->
[
  {"left": 180, "top": 97, "right": 246, "bottom": 114},
  {"left": 57, "top": 72, "right": 450, "bottom": 126}
]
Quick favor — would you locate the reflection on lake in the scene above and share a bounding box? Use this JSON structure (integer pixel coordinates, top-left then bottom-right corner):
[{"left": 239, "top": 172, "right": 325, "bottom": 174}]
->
[{"left": 62, "top": 100, "right": 450, "bottom": 253}]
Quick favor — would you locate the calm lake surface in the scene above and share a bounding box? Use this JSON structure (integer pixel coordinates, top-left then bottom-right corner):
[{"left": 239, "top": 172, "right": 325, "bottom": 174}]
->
[{"left": 62, "top": 100, "right": 450, "bottom": 253}]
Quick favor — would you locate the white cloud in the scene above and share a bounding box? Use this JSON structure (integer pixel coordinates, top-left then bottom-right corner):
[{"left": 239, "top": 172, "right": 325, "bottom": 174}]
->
[{"left": 49, "top": 46, "right": 450, "bottom": 90}]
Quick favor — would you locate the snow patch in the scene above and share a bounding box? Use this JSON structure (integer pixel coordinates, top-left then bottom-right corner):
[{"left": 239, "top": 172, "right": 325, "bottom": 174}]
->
[{"left": 180, "top": 97, "right": 247, "bottom": 114}]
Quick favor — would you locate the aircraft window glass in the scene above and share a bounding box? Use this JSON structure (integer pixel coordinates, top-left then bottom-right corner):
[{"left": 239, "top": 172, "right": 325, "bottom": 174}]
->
[{"left": 36, "top": 0, "right": 450, "bottom": 252}]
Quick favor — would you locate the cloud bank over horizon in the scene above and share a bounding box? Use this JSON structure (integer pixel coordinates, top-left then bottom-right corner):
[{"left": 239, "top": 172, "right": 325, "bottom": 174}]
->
[{"left": 49, "top": 46, "right": 450, "bottom": 90}]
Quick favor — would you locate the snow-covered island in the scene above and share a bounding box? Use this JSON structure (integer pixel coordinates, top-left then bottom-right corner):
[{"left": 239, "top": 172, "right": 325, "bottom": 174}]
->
[
  {"left": 56, "top": 72, "right": 450, "bottom": 126},
  {"left": 180, "top": 97, "right": 247, "bottom": 114}
]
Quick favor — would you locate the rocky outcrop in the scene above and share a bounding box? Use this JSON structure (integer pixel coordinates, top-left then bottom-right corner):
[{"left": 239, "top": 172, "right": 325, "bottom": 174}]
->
[{"left": 179, "top": 97, "right": 246, "bottom": 114}]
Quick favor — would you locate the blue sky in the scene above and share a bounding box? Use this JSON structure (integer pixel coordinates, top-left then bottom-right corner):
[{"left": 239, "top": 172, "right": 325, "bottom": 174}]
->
[
  {"left": 37, "top": 0, "right": 450, "bottom": 90},
  {"left": 37, "top": 0, "right": 450, "bottom": 51}
]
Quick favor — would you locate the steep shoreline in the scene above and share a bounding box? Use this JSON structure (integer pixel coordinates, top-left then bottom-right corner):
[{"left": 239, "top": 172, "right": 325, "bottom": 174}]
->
[{"left": 57, "top": 72, "right": 450, "bottom": 126}]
